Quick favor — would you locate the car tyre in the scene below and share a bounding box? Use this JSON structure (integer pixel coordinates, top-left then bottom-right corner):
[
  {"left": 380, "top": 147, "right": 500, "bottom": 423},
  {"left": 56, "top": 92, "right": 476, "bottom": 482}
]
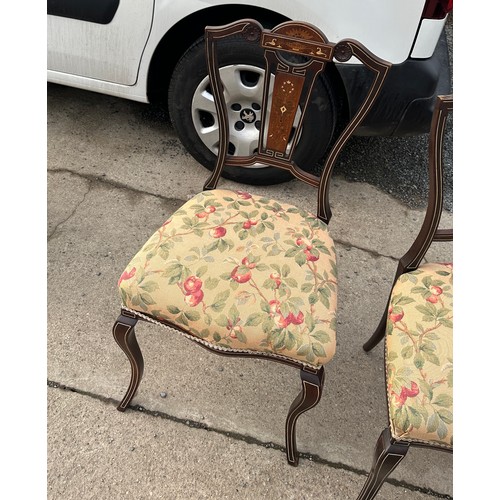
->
[{"left": 168, "top": 35, "right": 338, "bottom": 185}]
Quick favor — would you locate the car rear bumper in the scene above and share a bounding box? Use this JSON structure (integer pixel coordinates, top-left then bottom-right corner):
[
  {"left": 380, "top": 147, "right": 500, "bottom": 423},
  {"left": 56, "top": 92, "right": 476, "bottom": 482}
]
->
[{"left": 337, "top": 30, "right": 451, "bottom": 136}]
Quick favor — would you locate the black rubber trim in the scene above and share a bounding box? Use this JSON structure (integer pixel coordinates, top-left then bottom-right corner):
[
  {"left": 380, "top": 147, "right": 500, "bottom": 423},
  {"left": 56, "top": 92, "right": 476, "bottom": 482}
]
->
[
  {"left": 336, "top": 30, "right": 451, "bottom": 137},
  {"left": 47, "top": 0, "right": 120, "bottom": 25}
]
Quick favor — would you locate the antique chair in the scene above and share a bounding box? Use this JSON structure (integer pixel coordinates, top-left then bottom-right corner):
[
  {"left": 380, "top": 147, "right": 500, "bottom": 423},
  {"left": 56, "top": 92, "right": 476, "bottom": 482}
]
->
[
  {"left": 357, "top": 95, "right": 453, "bottom": 499},
  {"left": 113, "top": 18, "right": 391, "bottom": 466}
]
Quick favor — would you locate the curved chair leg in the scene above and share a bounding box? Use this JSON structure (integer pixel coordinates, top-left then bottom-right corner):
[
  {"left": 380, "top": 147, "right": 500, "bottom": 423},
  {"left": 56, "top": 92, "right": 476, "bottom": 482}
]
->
[
  {"left": 357, "top": 427, "right": 410, "bottom": 500},
  {"left": 363, "top": 307, "right": 388, "bottom": 352},
  {"left": 285, "top": 366, "right": 325, "bottom": 466},
  {"left": 112, "top": 310, "right": 144, "bottom": 412}
]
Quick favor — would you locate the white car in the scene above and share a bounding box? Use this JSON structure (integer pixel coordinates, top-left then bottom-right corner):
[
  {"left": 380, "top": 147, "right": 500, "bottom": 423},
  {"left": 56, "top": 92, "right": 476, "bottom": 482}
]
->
[{"left": 47, "top": 0, "right": 452, "bottom": 184}]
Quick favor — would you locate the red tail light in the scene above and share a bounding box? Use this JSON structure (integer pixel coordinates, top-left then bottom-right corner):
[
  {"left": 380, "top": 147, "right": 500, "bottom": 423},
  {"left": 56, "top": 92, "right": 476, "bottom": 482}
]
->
[{"left": 423, "top": 0, "right": 453, "bottom": 19}]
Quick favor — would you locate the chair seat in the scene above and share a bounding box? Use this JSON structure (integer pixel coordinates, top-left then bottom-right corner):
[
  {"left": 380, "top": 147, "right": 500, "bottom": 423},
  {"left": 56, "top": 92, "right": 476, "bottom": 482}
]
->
[
  {"left": 118, "top": 189, "right": 337, "bottom": 367},
  {"left": 385, "top": 262, "right": 453, "bottom": 448}
]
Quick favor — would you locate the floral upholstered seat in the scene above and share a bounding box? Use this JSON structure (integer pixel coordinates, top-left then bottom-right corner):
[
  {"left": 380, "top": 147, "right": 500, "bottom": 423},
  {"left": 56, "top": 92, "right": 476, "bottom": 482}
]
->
[
  {"left": 385, "top": 262, "right": 453, "bottom": 448},
  {"left": 119, "top": 189, "right": 337, "bottom": 368}
]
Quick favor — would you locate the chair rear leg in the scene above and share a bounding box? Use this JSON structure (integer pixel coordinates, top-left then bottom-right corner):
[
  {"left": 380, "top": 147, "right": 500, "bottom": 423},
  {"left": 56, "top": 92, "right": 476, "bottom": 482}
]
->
[
  {"left": 285, "top": 366, "right": 325, "bottom": 466},
  {"left": 357, "top": 427, "right": 410, "bottom": 500},
  {"left": 363, "top": 307, "right": 388, "bottom": 352},
  {"left": 112, "top": 310, "right": 144, "bottom": 411}
]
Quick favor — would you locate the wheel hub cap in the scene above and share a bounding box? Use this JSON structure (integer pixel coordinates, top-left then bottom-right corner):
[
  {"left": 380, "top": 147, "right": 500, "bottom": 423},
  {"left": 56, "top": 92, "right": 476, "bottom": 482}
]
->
[{"left": 240, "top": 108, "right": 257, "bottom": 124}]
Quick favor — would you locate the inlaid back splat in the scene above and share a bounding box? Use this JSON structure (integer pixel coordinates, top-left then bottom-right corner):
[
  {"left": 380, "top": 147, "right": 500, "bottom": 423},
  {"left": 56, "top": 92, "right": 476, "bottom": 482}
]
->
[{"left": 203, "top": 19, "right": 391, "bottom": 223}]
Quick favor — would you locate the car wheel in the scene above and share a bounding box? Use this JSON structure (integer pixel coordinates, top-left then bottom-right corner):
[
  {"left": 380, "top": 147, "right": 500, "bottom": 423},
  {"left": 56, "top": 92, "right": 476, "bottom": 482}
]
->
[{"left": 168, "top": 35, "right": 338, "bottom": 185}]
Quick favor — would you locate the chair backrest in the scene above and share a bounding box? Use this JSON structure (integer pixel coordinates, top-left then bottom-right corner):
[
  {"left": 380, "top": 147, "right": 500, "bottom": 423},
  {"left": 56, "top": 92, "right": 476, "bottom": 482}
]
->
[
  {"left": 203, "top": 19, "right": 392, "bottom": 224},
  {"left": 399, "top": 94, "right": 453, "bottom": 273}
]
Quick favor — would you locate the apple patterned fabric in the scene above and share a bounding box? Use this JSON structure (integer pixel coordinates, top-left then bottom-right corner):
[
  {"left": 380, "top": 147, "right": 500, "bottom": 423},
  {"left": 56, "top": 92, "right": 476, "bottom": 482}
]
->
[
  {"left": 118, "top": 189, "right": 337, "bottom": 367},
  {"left": 385, "top": 262, "right": 453, "bottom": 448}
]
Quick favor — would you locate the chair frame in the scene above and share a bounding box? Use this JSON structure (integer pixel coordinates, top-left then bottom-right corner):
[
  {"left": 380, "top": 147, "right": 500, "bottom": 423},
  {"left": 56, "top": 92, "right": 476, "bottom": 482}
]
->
[
  {"left": 203, "top": 19, "right": 391, "bottom": 225},
  {"left": 358, "top": 94, "right": 452, "bottom": 500},
  {"left": 113, "top": 18, "right": 391, "bottom": 467},
  {"left": 363, "top": 94, "right": 452, "bottom": 353}
]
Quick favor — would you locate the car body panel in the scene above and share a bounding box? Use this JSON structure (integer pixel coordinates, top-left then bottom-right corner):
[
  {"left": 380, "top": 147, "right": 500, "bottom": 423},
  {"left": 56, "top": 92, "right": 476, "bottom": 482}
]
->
[
  {"left": 411, "top": 18, "right": 447, "bottom": 58},
  {"left": 48, "top": 0, "right": 434, "bottom": 95},
  {"left": 47, "top": 0, "right": 451, "bottom": 136},
  {"left": 47, "top": 0, "right": 155, "bottom": 85},
  {"left": 150, "top": 0, "right": 429, "bottom": 63}
]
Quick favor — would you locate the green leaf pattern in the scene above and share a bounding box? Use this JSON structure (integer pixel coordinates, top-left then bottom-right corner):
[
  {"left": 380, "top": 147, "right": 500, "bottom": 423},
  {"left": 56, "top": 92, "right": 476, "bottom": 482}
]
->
[
  {"left": 118, "top": 189, "right": 337, "bottom": 366},
  {"left": 386, "top": 262, "right": 453, "bottom": 447}
]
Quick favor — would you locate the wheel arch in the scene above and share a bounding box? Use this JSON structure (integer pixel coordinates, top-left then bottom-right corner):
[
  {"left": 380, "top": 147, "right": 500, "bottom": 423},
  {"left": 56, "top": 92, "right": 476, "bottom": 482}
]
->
[
  {"left": 146, "top": 4, "right": 348, "bottom": 127},
  {"left": 147, "top": 5, "right": 287, "bottom": 106}
]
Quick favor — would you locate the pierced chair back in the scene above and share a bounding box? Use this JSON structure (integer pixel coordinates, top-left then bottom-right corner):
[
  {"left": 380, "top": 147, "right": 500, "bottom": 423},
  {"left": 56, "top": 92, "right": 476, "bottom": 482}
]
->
[
  {"left": 399, "top": 94, "right": 453, "bottom": 270},
  {"left": 363, "top": 94, "right": 453, "bottom": 353},
  {"left": 203, "top": 19, "right": 392, "bottom": 223}
]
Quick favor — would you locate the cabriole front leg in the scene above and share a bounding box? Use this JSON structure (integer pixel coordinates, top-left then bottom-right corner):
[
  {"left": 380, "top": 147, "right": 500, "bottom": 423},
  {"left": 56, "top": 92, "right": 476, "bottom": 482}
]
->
[
  {"left": 285, "top": 366, "right": 325, "bottom": 466},
  {"left": 357, "top": 427, "right": 410, "bottom": 500},
  {"left": 112, "top": 310, "right": 144, "bottom": 412}
]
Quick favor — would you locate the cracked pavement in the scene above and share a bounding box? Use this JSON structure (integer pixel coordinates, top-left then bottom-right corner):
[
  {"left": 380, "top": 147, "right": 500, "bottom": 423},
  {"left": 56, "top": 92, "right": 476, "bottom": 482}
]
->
[{"left": 47, "top": 83, "right": 453, "bottom": 499}]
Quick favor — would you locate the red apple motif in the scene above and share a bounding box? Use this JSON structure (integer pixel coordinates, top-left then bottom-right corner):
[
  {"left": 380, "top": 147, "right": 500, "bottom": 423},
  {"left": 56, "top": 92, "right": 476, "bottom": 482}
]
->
[
  {"left": 242, "top": 219, "right": 257, "bottom": 230},
  {"left": 426, "top": 295, "right": 439, "bottom": 304},
  {"left": 230, "top": 325, "right": 243, "bottom": 339},
  {"left": 195, "top": 211, "right": 208, "bottom": 219},
  {"left": 393, "top": 381, "right": 419, "bottom": 407},
  {"left": 270, "top": 272, "right": 282, "bottom": 288},
  {"left": 236, "top": 190, "right": 252, "bottom": 200},
  {"left": 274, "top": 313, "right": 289, "bottom": 329},
  {"left": 286, "top": 311, "right": 304, "bottom": 325},
  {"left": 209, "top": 226, "right": 226, "bottom": 238},
  {"left": 231, "top": 266, "right": 252, "bottom": 283},
  {"left": 206, "top": 205, "right": 216, "bottom": 213},
  {"left": 388, "top": 306, "right": 404, "bottom": 323},
  {"left": 406, "top": 381, "right": 419, "bottom": 398},
  {"left": 296, "top": 236, "right": 312, "bottom": 250},
  {"left": 430, "top": 285, "right": 443, "bottom": 295},
  {"left": 183, "top": 276, "right": 203, "bottom": 294},
  {"left": 304, "top": 249, "right": 319, "bottom": 262},
  {"left": 184, "top": 289, "right": 204, "bottom": 307},
  {"left": 118, "top": 267, "right": 136, "bottom": 286},
  {"left": 241, "top": 257, "right": 256, "bottom": 269},
  {"left": 269, "top": 300, "right": 281, "bottom": 315}
]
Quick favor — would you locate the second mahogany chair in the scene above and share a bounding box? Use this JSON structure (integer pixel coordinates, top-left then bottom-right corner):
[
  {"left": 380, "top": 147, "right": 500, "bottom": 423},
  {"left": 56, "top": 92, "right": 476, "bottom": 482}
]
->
[
  {"left": 113, "top": 18, "right": 391, "bottom": 466},
  {"left": 358, "top": 95, "right": 453, "bottom": 499}
]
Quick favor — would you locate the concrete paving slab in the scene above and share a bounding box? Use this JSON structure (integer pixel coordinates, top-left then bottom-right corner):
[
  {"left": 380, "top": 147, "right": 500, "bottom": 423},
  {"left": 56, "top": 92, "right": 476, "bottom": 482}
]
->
[{"left": 48, "top": 386, "right": 442, "bottom": 500}]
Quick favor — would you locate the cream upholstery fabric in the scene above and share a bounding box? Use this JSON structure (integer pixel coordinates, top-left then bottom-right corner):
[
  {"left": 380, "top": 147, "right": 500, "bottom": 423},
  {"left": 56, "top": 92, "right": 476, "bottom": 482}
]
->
[
  {"left": 385, "top": 262, "right": 453, "bottom": 448},
  {"left": 119, "top": 189, "right": 337, "bottom": 367}
]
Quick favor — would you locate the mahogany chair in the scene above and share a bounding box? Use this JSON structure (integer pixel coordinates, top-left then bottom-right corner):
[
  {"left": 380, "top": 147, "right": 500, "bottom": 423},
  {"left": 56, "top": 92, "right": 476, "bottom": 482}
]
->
[
  {"left": 358, "top": 95, "right": 453, "bottom": 499},
  {"left": 113, "top": 18, "right": 391, "bottom": 466}
]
